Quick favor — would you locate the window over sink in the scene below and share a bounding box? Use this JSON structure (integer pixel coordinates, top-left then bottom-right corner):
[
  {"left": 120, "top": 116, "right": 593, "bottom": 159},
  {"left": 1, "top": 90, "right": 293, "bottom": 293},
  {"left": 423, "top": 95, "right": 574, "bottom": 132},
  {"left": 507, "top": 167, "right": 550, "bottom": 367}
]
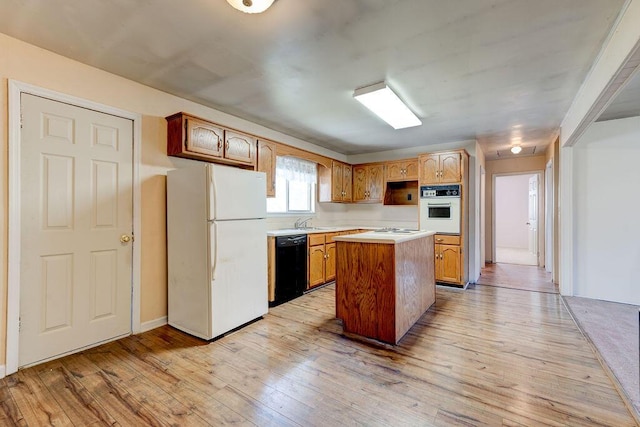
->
[{"left": 267, "top": 157, "right": 317, "bottom": 214}]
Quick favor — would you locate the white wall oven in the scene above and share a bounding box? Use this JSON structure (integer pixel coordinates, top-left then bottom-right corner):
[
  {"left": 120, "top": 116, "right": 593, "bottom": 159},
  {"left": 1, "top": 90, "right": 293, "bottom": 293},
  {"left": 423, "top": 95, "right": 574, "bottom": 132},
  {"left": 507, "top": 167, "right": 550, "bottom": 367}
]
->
[{"left": 419, "top": 184, "right": 461, "bottom": 234}]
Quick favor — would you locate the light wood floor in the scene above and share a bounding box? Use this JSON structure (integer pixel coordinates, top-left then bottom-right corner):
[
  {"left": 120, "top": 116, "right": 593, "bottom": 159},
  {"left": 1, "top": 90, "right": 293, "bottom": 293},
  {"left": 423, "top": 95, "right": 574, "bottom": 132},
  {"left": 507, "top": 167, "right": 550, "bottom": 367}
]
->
[
  {"left": 1, "top": 284, "right": 636, "bottom": 426},
  {"left": 478, "top": 263, "right": 558, "bottom": 293}
]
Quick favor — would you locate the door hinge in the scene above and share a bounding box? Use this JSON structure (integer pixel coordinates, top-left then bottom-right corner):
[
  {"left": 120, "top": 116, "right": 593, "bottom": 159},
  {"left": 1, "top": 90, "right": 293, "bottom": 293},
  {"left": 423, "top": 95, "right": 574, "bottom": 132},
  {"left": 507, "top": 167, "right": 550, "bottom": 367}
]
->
[{"left": 18, "top": 317, "right": 21, "bottom": 332}]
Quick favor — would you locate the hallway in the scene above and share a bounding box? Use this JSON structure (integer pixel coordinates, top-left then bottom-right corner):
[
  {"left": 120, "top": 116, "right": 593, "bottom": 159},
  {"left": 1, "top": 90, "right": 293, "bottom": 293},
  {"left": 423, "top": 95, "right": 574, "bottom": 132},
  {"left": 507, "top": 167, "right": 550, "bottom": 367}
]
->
[{"left": 477, "top": 263, "right": 557, "bottom": 293}]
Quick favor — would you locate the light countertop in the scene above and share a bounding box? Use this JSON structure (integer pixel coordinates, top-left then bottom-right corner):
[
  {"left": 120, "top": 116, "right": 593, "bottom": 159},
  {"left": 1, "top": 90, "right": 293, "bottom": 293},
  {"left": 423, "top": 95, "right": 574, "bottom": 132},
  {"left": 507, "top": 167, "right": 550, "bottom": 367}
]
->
[
  {"left": 267, "top": 226, "right": 376, "bottom": 237},
  {"left": 333, "top": 230, "right": 436, "bottom": 244}
]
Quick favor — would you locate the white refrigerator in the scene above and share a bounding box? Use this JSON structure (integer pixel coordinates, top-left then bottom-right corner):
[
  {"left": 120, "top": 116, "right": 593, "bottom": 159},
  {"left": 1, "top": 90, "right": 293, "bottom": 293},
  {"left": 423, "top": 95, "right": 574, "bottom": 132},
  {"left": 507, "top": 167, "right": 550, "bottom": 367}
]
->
[{"left": 167, "top": 163, "right": 268, "bottom": 340}]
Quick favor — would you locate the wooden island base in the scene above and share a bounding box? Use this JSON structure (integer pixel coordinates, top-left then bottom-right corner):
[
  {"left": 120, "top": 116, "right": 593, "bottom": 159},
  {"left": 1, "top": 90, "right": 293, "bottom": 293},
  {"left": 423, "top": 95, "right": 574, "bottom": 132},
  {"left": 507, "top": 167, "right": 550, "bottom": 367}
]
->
[{"left": 334, "top": 232, "right": 435, "bottom": 344}]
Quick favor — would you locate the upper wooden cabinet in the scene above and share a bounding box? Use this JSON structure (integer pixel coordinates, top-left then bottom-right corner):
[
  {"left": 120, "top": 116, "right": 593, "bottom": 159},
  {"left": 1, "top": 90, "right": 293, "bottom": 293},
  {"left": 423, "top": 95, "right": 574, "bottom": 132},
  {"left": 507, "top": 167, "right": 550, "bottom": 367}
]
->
[
  {"left": 385, "top": 159, "right": 418, "bottom": 182},
  {"left": 419, "top": 151, "right": 462, "bottom": 184},
  {"left": 318, "top": 160, "right": 352, "bottom": 202},
  {"left": 224, "top": 130, "right": 256, "bottom": 165},
  {"left": 184, "top": 117, "right": 224, "bottom": 158},
  {"left": 257, "top": 140, "right": 276, "bottom": 197},
  {"left": 353, "top": 164, "right": 384, "bottom": 203},
  {"left": 166, "top": 113, "right": 256, "bottom": 168}
]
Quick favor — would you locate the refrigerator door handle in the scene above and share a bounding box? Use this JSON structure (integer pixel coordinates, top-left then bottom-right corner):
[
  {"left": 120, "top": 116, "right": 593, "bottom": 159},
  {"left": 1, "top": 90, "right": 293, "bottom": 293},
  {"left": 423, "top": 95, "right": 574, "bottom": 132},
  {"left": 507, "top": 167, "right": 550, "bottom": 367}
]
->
[{"left": 211, "top": 222, "right": 218, "bottom": 280}]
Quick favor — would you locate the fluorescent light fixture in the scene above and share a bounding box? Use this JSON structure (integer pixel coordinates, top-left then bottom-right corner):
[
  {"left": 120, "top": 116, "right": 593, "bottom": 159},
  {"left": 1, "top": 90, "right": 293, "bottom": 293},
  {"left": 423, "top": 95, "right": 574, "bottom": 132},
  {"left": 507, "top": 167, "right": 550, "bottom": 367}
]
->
[
  {"left": 510, "top": 146, "right": 522, "bottom": 154},
  {"left": 227, "top": 0, "right": 275, "bottom": 13},
  {"left": 353, "top": 82, "right": 421, "bottom": 129}
]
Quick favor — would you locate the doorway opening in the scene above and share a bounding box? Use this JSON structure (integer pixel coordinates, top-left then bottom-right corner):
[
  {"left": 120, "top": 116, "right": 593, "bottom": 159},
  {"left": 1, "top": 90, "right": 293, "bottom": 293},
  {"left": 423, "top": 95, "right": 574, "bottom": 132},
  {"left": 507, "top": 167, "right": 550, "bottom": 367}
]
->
[{"left": 493, "top": 172, "right": 541, "bottom": 266}]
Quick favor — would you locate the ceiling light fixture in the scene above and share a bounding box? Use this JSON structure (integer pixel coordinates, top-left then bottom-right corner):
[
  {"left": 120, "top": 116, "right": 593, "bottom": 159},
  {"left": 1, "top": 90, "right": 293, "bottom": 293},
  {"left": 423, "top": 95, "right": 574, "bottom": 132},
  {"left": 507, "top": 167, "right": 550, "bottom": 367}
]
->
[
  {"left": 510, "top": 146, "right": 522, "bottom": 154},
  {"left": 226, "top": 0, "right": 275, "bottom": 14},
  {"left": 353, "top": 82, "right": 422, "bottom": 129}
]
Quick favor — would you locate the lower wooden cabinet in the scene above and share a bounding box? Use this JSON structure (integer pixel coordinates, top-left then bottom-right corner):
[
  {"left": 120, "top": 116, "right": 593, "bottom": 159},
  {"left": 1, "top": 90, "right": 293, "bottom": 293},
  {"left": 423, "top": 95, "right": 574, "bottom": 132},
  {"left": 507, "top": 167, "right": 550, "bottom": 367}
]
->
[
  {"left": 325, "top": 242, "right": 336, "bottom": 282},
  {"left": 308, "top": 244, "right": 327, "bottom": 288},
  {"left": 434, "top": 234, "right": 462, "bottom": 285},
  {"left": 308, "top": 233, "right": 338, "bottom": 289}
]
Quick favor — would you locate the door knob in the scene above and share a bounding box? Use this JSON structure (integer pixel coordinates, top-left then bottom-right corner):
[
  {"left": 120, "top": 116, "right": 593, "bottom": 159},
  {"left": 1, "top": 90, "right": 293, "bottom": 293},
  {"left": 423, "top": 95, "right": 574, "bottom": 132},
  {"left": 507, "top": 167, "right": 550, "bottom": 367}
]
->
[{"left": 120, "top": 234, "right": 132, "bottom": 243}]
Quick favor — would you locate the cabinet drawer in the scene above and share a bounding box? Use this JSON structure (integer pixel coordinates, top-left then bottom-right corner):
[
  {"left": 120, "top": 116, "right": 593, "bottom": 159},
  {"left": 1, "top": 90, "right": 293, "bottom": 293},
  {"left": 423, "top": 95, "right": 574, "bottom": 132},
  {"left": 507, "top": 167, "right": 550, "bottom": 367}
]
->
[
  {"left": 435, "top": 234, "right": 460, "bottom": 245},
  {"left": 308, "top": 234, "right": 326, "bottom": 246}
]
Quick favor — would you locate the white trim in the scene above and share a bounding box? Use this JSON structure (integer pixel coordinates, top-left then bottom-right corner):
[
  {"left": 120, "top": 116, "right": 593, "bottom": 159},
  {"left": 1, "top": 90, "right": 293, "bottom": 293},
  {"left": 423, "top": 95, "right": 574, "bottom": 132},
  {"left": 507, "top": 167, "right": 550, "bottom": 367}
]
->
[
  {"left": 140, "top": 316, "right": 168, "bottom": 333},
  {"left": 558, "top": 146, "right": 574, "bottom": 296},
  {"left": 545, "top": 160, "right": 554, "bottom": 274},
  {"left": 0, "top": 365, "right": 6, "bottom": 379},
  {"left": 6, "top": 80, "right": 142, "bottom": 375}
]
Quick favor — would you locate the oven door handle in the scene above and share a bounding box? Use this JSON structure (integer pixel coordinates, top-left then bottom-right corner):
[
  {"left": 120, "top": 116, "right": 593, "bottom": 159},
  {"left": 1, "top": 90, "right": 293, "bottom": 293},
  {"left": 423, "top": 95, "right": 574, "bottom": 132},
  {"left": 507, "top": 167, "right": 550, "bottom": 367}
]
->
[{"left": 427, "top": 202, "right": 452, "bottom": 207}]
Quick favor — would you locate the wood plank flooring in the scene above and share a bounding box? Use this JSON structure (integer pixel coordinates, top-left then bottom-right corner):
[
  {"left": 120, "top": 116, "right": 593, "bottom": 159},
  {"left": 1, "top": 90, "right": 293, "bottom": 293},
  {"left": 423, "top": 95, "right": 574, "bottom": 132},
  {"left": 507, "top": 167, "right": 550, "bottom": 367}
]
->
[
  {"left": 0, "top": 284, "right": 636, "bottom": 426},
  {"left": 478, "top": 263, "right": 558, "bottom": 293}
]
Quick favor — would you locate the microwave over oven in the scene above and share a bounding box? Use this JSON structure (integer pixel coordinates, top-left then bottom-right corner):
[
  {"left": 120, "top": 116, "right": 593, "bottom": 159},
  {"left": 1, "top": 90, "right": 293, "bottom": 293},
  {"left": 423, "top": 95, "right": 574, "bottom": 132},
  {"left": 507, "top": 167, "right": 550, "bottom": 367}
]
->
[{"left": 419, "top": 185, "right": 461, "bottom": 234}]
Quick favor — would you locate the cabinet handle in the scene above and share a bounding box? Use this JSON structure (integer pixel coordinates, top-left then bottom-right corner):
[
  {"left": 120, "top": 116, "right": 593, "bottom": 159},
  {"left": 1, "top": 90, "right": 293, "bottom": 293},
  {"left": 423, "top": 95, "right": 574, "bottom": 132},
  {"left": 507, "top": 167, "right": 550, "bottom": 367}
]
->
[
  {"left": 225, "top": 141, "right": 229, "bottom": 151},
  {"left": 436, "top": 238, "right": 443, "bottom": 242},
  {"left": 217, "top": 141, "right": 222, "bottom": 151}
]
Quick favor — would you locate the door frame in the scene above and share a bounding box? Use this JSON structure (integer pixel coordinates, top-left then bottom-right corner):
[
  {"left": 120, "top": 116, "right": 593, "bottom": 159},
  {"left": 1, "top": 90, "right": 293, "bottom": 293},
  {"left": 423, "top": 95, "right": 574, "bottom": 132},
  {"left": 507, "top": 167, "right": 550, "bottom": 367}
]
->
[
  {"left": 544, "top": 160, "right": 554, "bottom": 274},
  {"left": 6, "top": 80, "right": 142, "bottom": 376},
  {"left": 491, "top": 170, "right": 544, "bottom": 266}
]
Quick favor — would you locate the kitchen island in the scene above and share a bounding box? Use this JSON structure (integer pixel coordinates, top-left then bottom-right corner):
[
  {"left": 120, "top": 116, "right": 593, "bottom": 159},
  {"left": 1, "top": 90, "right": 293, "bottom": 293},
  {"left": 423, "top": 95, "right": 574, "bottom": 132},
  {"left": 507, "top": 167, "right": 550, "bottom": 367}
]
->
[{"left": 333, "top": 230, "right": 436, "bottom": 345}]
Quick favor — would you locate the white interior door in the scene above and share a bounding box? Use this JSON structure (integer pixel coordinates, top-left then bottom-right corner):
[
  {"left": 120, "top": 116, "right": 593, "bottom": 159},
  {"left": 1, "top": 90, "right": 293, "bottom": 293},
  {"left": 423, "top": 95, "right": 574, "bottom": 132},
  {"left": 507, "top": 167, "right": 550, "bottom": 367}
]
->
[
  {"left": 19, "top": 93, "right": 133, "bottom": 368},
  {"left": 528, "top": 175, "right": 538, "bottom": 258}
]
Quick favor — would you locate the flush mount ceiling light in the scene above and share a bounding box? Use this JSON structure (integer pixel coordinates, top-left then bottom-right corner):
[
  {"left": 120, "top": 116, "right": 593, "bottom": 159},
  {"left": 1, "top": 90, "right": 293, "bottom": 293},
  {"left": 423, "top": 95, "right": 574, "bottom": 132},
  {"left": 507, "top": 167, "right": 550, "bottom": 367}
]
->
[
  {"left": 353, "top": 82, "right": 422, "bottom": 130},
  {"left": 226, "top": 0, "right": 275, "bottom": 14},
  {"left": 511, "top": 146, "right": 523, "bottom": 154}
]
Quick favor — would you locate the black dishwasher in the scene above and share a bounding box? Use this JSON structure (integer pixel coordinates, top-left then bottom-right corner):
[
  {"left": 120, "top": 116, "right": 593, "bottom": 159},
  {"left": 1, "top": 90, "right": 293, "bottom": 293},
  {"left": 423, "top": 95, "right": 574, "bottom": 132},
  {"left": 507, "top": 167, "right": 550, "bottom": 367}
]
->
[{"left": 272, "top": 234, "right": 308, "bottom": 307}]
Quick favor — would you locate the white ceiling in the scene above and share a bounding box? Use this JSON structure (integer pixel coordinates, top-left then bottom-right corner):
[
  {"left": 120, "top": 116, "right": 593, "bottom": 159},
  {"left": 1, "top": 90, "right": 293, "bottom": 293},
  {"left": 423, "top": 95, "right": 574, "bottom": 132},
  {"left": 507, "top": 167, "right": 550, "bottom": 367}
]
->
[{"left": 0, "top": 0, "right": 628, "bottom": 159}]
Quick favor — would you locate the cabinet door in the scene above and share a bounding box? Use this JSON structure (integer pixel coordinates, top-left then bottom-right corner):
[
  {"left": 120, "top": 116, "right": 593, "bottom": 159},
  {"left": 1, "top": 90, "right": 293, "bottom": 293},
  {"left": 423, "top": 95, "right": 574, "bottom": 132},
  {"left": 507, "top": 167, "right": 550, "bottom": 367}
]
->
[
  {"left": 440, "top": 245, "right": 461, "bottom": 283},
  {"left": 257, "top": 140, "right": 276, "bottom": 197},
  {"left": 385, "top": 161, "right": 405, "bottom": 181},
  {"left": 352, "top": 165, "right": 368, "bottom": 202},
  {"left": 308, "top": 245, "right": 326, "bottom": 288},
  {"left": 440, "top": 152, "right": 462, "bottom": 183},
  {"left": 325, "top": 243, "right": 336, "bottom": 282},
  {"left": 342, "top": 164, "right": 353, "bottom": 202},
  {"left": 368, "top": 164, "right": 384, "bottom": 202},
  {"left": 403, "top": 160, "right": 419, "bottom": 180},
  {"left": 434, "top": 244, "right": 442, "bottom": 281},
  {"left": 186, "top": 117, "right": 224, "bottom": 158},
  {"left": 419, "top": 154, "right": 439, "bottom": 184},
  {"left": 331, "top": 161, "right": 344, "bottom": 202},
  {"left": 224, "top": 130, "right": 256, "bottom": 165}
]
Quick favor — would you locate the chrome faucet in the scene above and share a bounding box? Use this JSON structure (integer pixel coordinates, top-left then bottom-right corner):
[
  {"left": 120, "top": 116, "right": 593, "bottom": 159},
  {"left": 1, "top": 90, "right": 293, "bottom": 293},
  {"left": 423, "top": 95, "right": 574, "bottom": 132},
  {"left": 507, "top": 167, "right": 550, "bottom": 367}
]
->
[{"left": 294, "top": 217, "right": 313, "bottom": 229}]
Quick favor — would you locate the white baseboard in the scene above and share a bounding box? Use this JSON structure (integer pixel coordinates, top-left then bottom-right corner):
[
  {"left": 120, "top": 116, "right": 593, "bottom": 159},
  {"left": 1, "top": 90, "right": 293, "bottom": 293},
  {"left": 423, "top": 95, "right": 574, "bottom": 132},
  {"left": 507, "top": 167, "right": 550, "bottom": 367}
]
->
[
  {"left": 139, "top": 316, "right": 168, "bottom": 333},
  {"left": 0, "top": 365, "right": 6, "bottom": 379}
]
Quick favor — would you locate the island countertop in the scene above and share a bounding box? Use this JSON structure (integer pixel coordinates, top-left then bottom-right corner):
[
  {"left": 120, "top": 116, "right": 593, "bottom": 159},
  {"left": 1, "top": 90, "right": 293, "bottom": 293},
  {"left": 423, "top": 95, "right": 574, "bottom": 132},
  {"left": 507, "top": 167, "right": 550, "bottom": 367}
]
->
[
  {"left": 335, "top": 232, "right": 436, "bottom": 344},
  {"left": 333, "top": 229, "right": 435, "bottom": 244}
]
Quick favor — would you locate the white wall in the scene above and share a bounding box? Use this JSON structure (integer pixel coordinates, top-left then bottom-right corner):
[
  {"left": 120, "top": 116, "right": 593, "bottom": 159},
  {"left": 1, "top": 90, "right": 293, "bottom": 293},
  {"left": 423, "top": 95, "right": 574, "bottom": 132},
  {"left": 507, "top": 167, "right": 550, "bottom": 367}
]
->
[
  {"left": 571, "top": 116, "right": 640, "bottom": 305},
  {"left": 495, "top": 174, "right": 533, "bottom": 249},
  {"left": 266, "top": 202, "right": 418, "bottom": 230}
]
